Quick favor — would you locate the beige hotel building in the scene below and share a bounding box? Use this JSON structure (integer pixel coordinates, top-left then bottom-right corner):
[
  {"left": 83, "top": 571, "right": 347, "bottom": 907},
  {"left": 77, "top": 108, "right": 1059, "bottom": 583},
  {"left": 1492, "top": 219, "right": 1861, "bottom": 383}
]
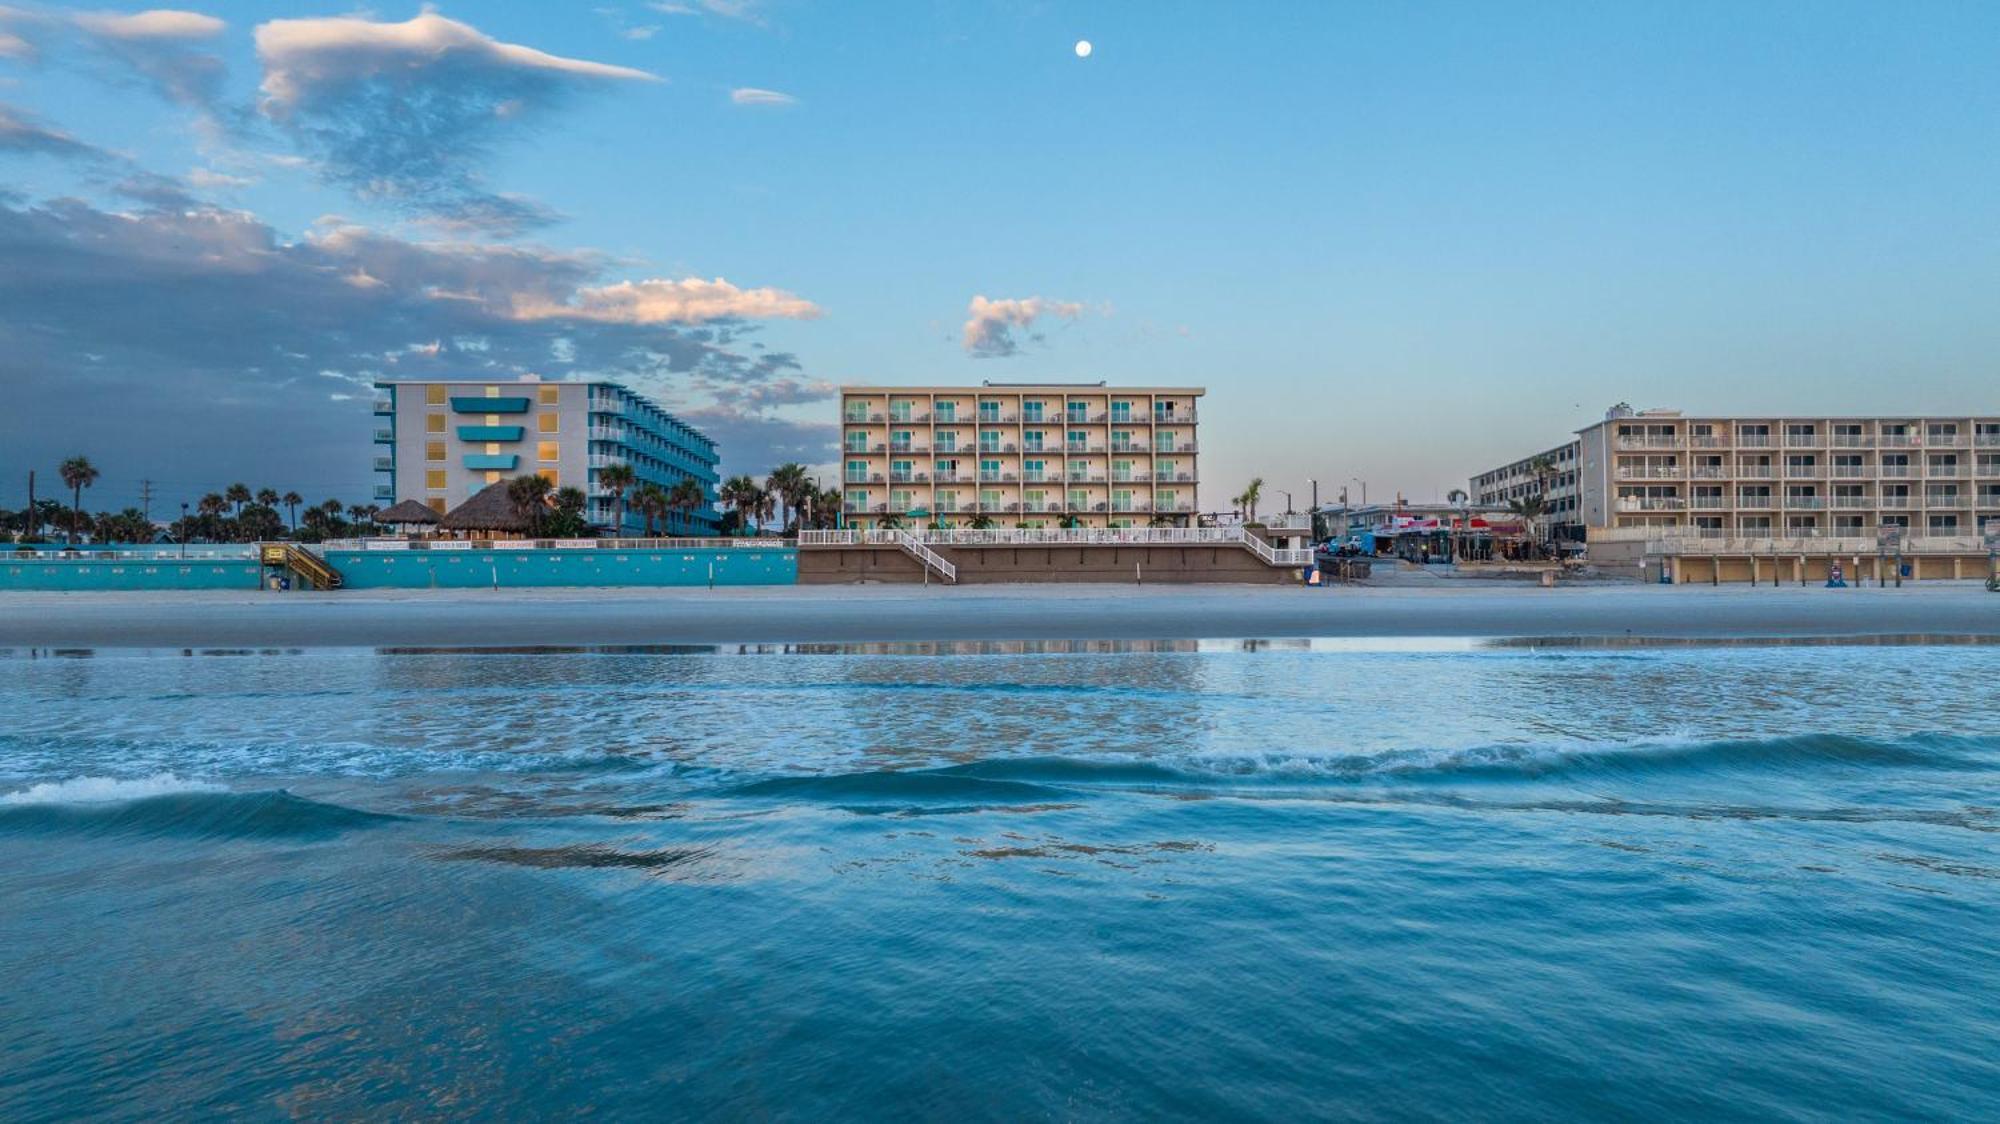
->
[
  {"left": 838, "top": 383, "right": 1204, "bottom": 529},
  {"left": 1480, "top": 406, "right": 2000, "bottom": 539}
]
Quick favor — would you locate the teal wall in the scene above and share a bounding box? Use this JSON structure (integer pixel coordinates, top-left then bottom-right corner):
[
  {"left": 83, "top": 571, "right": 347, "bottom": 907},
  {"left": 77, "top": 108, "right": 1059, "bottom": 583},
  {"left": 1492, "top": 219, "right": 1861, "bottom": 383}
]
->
[
  {"left": 0, "top": 558, "right": 261, "bottom": 591},
  {"left": 325, "top": 547, "right": 797, "bottom": 588}
]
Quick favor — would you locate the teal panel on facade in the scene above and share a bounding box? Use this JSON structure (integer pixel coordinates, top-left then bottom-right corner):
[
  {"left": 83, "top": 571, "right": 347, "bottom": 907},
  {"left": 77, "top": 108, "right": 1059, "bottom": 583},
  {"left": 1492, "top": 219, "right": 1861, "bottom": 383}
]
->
[
  {"left": 450, "top": 397, "right": 531, "bottom": 413},
  {"left": 325, "top": 548, "right": 798, "bottom": 589},
  {"left": 462, "top": 454, "right": 520, "bottom": 470},
  {"left": 0, "top": 560, "right": 262, "bottom": 591},
  {"left": 456, "top": 425, "right": 525, "bottom": 441}
]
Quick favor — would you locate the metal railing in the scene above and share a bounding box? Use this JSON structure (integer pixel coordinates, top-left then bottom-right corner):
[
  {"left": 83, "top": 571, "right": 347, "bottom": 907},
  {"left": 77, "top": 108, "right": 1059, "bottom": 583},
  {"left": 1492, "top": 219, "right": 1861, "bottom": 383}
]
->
[
  {"left": 799, "top": 526, "right": 1310, "bottom": 566},
  {"left": 321, "top": 536, "right": 785, "bottom": 551}
]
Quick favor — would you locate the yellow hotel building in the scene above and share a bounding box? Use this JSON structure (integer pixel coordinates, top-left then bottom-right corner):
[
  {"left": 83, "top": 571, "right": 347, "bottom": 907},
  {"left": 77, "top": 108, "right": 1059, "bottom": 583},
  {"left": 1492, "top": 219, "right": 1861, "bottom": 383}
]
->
[{"left": 838, "top": 383, "right": 1204, "bottom": 529}]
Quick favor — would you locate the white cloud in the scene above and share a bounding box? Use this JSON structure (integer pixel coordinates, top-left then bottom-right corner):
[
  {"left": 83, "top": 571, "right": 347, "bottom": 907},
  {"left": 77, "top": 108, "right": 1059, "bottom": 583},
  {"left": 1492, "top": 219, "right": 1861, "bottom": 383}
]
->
[
  {"left": 650, "top": 0, "right": 763, "bottom": 23},
  {"left": 512, "top": 277, "right": 821, "bottom": 325},
  {"left": 71, "top": 9, "right": 224, "bottom": 41},
  {"left": 256, "top": 11, "right": 656, "bottom": 114},
  {"left": 730, "top": 86, "right": 795, "bottom": 107},
  {"left": 962, "top": 294, "right": 1086, "bottom": 358},
  {"left": 187, "top": 166, "right": 253, "bottom": 189}
]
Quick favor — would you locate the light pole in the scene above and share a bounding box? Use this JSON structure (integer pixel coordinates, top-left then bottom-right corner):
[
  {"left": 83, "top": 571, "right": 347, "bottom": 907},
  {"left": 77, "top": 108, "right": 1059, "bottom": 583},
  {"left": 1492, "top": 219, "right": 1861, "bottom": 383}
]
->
[
  {"left": 1350, "top": 477, "right": 1367, "bottom": 507},
  {"left": 1278, "top": 490, "right": 1294, "bottom": 516},
  {"left": 179, "top": 501, "right": 188, "bottom": 559}
]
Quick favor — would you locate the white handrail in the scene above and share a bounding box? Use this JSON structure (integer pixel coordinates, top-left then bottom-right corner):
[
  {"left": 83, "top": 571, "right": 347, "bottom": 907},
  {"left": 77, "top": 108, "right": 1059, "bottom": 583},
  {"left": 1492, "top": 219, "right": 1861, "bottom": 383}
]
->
[
  {"left": 895, "top": 531, "right": 957, "bottom": 583},
  {"left": 797, "top": 526, "right": 1310, "bottom": 567}
]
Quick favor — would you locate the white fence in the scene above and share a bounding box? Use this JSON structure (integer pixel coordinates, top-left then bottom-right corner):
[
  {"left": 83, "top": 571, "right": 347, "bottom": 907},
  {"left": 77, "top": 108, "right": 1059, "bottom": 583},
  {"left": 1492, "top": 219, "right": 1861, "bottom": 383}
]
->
[
  {"left": 797, "top": 527, "right": 1312, "bottom": 566},
  {"left": 1642, "top": 535, "right": 1988, "bottom": 556},
  {"left": 321, "top": 537, "right": 788, "bottom": 552}
]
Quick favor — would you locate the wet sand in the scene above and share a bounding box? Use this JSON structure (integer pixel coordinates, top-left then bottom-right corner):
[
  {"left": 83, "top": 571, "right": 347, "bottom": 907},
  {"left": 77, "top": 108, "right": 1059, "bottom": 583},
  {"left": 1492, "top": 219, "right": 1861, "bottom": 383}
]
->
[{"left": 2, "top": 582, "right": 1995, "bottom": 648}]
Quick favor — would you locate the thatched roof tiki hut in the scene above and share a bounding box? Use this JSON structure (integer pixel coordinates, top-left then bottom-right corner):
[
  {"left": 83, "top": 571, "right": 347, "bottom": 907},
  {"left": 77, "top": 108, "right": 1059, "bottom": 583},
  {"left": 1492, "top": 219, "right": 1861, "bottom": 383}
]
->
[
  {"left": 374, "top": 499, "right": 443, "bottom": 537},
  {"left": 439, "top": 482, "right": 532, "bottom": 538}
]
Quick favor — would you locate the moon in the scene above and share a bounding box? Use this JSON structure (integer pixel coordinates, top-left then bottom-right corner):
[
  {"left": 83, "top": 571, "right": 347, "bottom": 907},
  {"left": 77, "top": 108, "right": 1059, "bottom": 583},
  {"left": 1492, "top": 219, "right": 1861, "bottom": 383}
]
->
[{"left": 1074, "top": 39, "right": 1092, "bottom": 58}]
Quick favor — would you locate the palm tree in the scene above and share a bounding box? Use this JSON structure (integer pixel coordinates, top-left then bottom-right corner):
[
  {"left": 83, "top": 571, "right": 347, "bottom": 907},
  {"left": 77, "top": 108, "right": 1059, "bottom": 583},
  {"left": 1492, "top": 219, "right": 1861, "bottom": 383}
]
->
[
  {"left": 1507, "top": 494, "right": 1550, "bottom": 549},
  {"left": 281, "top": 491, "right": 303, "bottom": 531},
  {"left": 817, "top": 486, "right": 843, "bottom": 530},
  {"left": 225, "top": 483, "right": 252, "bottom": 515},
  {"left": 1527, "top": 454, "right": 1557, "bottom": 501},
  {"left": 597, "top": 462, "right": 637, "bottom": 535},
  {"left": 256, "top": 488, "right": 279, "bottom": 508},
  {"left": 766, "top": 463, "right": 811, "bottom": 533},
  {"left": 968, "top": 512, "right": 996, "bottom": 530},
  {"left": 631, "top": 483, "right": 668, "bottom": 537},
  {"left": 878, "top": 511, "right": 904, "bottom": 531},
  {"left": 667, "top": 477, "right": 707, "bottom": 536},
  {"left": 1238, "top": 476, "right": 1264, "bottom": 523},
  {"left": 718, "top": 475, "right": 762, "bottom": 534},
  {"left": 58, "top": 456, "right": 99, "bottom": 545},
  {"left": 506, "top": 474, "right": 554, "bottom": 536},
  {"left": 198, "top": 492, "right": 228, "bottom": 518}
]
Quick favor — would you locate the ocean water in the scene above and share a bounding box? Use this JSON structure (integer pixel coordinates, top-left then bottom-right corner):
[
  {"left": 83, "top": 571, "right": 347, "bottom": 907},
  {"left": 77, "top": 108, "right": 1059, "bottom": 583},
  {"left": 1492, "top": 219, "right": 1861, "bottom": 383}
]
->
[{"left": 2, "top": 639, "right": 1998, "bottom": 1121}]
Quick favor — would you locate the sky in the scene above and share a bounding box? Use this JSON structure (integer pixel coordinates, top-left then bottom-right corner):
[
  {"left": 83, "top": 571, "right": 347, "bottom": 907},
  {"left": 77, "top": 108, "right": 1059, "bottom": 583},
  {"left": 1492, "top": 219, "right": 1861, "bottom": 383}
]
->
[{"left": 2, "top": 1, "right": 1998, "bottom": 515}]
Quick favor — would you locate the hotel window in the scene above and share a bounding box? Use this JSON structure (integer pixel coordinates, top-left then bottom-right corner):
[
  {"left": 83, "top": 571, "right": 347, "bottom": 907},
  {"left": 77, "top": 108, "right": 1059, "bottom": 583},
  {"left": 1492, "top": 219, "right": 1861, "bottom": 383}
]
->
[
  {"left": 539, "top": 442, "right": 560, "bottom": 463},
  {"left": 426, "top": 497, "right": 447, "bottom": 514},
  {"left": 485, "top": 414, "right": 501, "bottom": 426},
  {"left": 1066, "top": 401, "right": 1088, "bottom": 422},
  {"left": 1929, "top": 514, "right": 1960, "bottom": 534},
  {"left": 890, "top": 490, "right": 913, "bottom": 511},
  {"left": 486, "top": 442, "right": 501, "bottom": 455},
  {"left": 934, "top": 402, "right": 956, "bottom": 422},
  {"left": 935, "top": 432, "right": 957, "bottom": 453},
  {"left": 425, "top": 414, "right": 447, "bottom": 434},
  {"left": 426, "top": 385, "right": 447, "bottom": 405},
  {"left": 980, "top": 459, "right": 1002, "bottom": 481},
  {"left": 485, "top": 471, "right": 501, "bottom": 484},
  {"left": 1111, "top": 430, "right": 1132, "bottom": 451},
  {"left": 538, "top": 386, "right": 559, "bottom": 406},
  {"left": 1068, "top": 488, "right": 1089, "bottom": 509},
  {"left": 978, "top": 401, "right": 1001, "bottom": 422},
  {"left": 936, "top": 489, "right": 958, "bottom": 511},
  {"left": 1111, "top": 400, "right": 1132, "bottom": 423},
  {"left": 425, "top": 469, "right": 447, "bottom": 490},
  {"left": 845, "top": 489, "right": 867, "bottom": 510},
  {"left": 980, "top": 489, "right": 1001, "bottom": 509},
  {"left": 846, "top": 460, "right": 868, "bottom": 482},
  {"left": 426, "top": 441, "right": 446, "bottom": 462},
  {"left": 539, "top": 414, "right": 559, "bottom": 434},
  {"left": 1067, "top": 430, "right": 1088, "bottom": 451},
  {"left": 889, "top": 401, "right": 913, "bottom": 422},
  {"left": 891, "top": 460, "right": 913, "bottom": 480},
  {"left": 538, "top": 468, "right": 559, "bottom": 486},
  {"left": 1024, "top": 459, "right": 1046, "bottom": 481},
  {"left": 485, "top": 385, "right": 501, "bottom": 397},
  {"left": 1023, "top": 400, "right": 1045, "bottom": 423}
]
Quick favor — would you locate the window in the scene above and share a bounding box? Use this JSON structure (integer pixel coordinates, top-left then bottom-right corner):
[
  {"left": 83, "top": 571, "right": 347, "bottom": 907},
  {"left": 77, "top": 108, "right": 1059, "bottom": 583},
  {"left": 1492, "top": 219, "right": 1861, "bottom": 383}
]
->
[
  {"left": 538, "top": 468, "right": 559, "bottom": 486},
  {"left": 426, "top": 497, "right": 447, "bottom": 514},
  {"left": 485, "top": 385, "right": 501, "bottom": 397},
  {"left": 538, "top": 386, "right": 559, "bottom": 406},
  {"left": 1023, "top": 400, "right": 1045, "bottom": 423},
  {"left": 935, "top": 402, "right": 956, "bottom": 422},
  {"left": 1111, "top": 400, "right": 1132, "bottom": 422},
  {"left": 485, "top": 471, "right": 502, "bottom": 484},
  {"left": 845, "top": 489, "right": 867, "bottom": 510},
  {"left": 425, "top": 469, "right": 447, "bottom": 490},
  {"left": 539, "top": 442, "right": 560, "bottom": 463},
  {"left": 425, "top": 414, "right": 446, "bottom": 434},
  {"left": 486, "top": 443, "right": 501, "bottom": 455},
  {"left": 485, "top": 414, "right": 501, "bottom": 426},
  {"left": 846, "top": 460, "right": 868, "bottom": 482},
  {"left": 426, "top": 441, "right": 446, "bottom": 462},
  {"left": 539, "top": 414, "right": 559, "bottom": 434},
  {"left": 1068, "top": 489, "right": 1089, "bottom": 509},
  {"left": 426, "top": 385, "right": 447, "bottom": 405}
]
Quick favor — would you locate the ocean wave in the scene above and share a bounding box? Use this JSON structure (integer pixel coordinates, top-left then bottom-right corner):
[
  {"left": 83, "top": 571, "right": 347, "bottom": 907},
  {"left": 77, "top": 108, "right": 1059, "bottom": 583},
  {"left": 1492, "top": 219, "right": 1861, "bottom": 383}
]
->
[
  {"left": 0, "top": 784, "right": 401, "bottom": 840},
  {"left": 715, "top": 733, "right": 1998, "bottom": 802}
]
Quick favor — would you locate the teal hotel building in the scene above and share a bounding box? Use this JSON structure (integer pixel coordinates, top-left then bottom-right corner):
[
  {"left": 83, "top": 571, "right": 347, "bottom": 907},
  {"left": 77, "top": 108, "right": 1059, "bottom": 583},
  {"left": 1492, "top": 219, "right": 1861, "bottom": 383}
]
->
[{"left": 373, "top": 378, "right": 721, "bottom": 536}]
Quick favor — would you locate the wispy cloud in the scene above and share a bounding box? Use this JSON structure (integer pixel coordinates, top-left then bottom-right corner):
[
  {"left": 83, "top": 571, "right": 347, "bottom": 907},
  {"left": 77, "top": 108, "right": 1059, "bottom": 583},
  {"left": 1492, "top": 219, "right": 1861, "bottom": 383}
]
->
[
  {"left": 729, "top": 86, "right": 795, "bottom": 107},
  {"left": 650, "top": 0, "right": 765, "bottom": 25},
  {"left": 70, "top": 9, "right": 225, "bottom": 41},
  {"left": 253, "top": 10, "right": 657, "bottom": 234},
  {"left": 961, "top": 294, "right": 1086, "bottom": 358},
  {"left": 0, "top": 101, "right": 109, "bottom": 159},
  {"left": 512, "top": 277, "right": 822, "bottom": 324}
]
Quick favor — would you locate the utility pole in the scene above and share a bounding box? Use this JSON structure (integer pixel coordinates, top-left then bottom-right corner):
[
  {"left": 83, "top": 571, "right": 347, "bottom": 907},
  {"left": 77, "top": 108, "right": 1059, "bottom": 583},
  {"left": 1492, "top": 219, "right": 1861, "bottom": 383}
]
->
[
  {"left": 24, "top": 470, "right": 34, "bottom": 539},
  {"left": 139, "top": 479, "right": 155, "bottom": 522}
]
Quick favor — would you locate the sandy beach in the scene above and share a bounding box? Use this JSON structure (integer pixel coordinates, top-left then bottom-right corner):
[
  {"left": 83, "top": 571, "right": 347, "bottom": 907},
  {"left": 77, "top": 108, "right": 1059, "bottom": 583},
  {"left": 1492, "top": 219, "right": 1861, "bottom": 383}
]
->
[{"left": 1, "top": 582, "right": 1994, "bottom": 648}]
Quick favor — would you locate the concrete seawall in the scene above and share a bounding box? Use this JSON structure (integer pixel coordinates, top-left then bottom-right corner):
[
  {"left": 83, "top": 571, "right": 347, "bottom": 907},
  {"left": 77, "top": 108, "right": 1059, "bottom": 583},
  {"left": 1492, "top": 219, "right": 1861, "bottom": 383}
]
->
[{"left": 799, "top": 544, "right": 1297, "bottom": 584}]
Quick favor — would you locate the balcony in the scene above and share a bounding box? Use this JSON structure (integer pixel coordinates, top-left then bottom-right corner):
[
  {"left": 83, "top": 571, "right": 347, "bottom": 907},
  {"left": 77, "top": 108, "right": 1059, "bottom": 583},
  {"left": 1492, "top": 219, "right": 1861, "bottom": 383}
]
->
[
  {"left": 1831, "top": 465, "right": 1869, "bottom": 478},
  {"left": 373, "top": 485, "right": 394, "bottom": 501},
  {"left": 1782, "top": 466, "right": 1824, "bottom": 479},
  {"left": 1879, "top": 494, "right": 1916, "bottom": 509},
  {"left": 1689, "top": 436, "right": 1731, "bottom": 448},
  {"left": 1980, "top": 461, "right": 2000, "bottom": 478},
  {"left": 1110, "top": 501, "right": 1152, "bottom": 513},
  {"left": 1735, "top": 466, "right": 1776, "bottom": 479},
  {"left": 977, "top": 502, "right": 1022, "bottom": 514},
  {"left": 462, "top": 454, "right": 518, "bottom": 470},
  {"left": 842, "top": 412, "right": 887, "bottom": 424},
  {"left": 844, "top": 472, "right": 886, "bottom": 484},
  {"left": 1878, "top": 434, "right": 1916, "bottom": 448},
  {"left": 1879, "top": 465, "right": 1914, "bottom": 478},
  {"left": 1833, "top": 434, "right": 1873, "bottom": 448},
  {"left": 1065, "top": 413, "right": 1110, "bottom": 425},
  {"left": 1736, "top": 495, "right": 1776, "bottom": 509},
  {"left": 458, "top": 425, "right": 524, "bottom": 442},
  {"left": 1616, "top": 497, "right": 1686, "bottom": 511},
  {"left": 889, "top": 471, "right": 930, "bottom": 484},
  {"left": 1617, "top": 467, "right": 1683, "bottom": 480},
  {"left": 842, "top": 444, "right": 888, "bottom": 456},
  {"left": 1065, "top": 443, "right": 1107, "bottom": 454},
  {"left": 1616, "top": 436, "right": 1683, "bottom": 450},
  {"left": 887, "top": 413, "right": 930, "bottom": 425},
  {"left": 1832, "top": 495, "right": 1873, "bottom": 508},
  {"left": 1783, "top": 496, "right": 1826, "bottom": 510},
  {"left": 978, "top": 471, "right": 1020, "bottom": 483},
  {"left": 373, "top": 427, "right": 394, "bottom": 444},
  {"left": 976, "top": 445, "right": 1020, "bottom": 456},
  {"left": 1925, "top": 465, "right": 1967, "bottom": 478},
  {"left": 1067, "top": 474, "right": 1107, "bottom": 484},
  {"left": 450, "top": 397, "right": 531, "bottom": 414},
  {"left": 976, "top": 414, "right": 1019, "bottom": 425},
  {"left": 372, "top": 397, "right": 394, "bottom": 414},
  {"left": 1691, "top": 467, "right": 1728, "bottom": 479},
  {"left": 1690, "top": 496, "right": 1729, "bottom": 509},
  {"left": 1735, "top": 434, "right": 1774, "bottom": 448},
  {"left": 1927, "top": 432, "right": 1968, "bottom": 447},
  {"left": 1976, "top": 434, "right": 2000, "bottom": 448},
  {"left": 1924, "top": 492, "right": 1969, "bottom": 508},
  {"left": 372, "top": 457, "right": 394, "bottom": 473},
  {"left": 1783, "top": 434, "right": 1823, "bottom": 448},
  {"left": 1154, "top": 472, "right": 1195, "bottom": 483}
]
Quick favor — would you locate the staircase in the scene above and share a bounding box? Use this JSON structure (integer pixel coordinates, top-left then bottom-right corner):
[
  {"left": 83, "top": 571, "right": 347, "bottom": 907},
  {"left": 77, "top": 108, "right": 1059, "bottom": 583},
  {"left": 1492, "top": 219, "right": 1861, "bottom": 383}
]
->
[
  {"left": 1234, "top": 529, "right": 1313, "bottom": 568},
  {"left": 893, "top": 531, "right": 957, "bottom": 583},
  {"left": 261, "top": 543, "right": 343, "bottom": 590}
]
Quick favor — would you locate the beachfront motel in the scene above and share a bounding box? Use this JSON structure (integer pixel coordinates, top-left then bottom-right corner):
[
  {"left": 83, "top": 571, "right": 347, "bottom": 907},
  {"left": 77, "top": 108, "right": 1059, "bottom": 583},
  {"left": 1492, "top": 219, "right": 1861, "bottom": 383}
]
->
[
  {"left": 837, "top": 383, "right": 1205, "bottom": 530},
  {"left": 1474, "top": 406, "right": 2000, "bottom": 539},
  {"left": 373, "top": 378, "right": 721, "bottom": 536}
]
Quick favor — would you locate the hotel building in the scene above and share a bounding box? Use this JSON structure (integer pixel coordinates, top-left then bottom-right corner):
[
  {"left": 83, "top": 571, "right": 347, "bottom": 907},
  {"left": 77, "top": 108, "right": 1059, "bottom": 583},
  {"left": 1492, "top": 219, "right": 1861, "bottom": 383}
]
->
[
  {"left": 837, "top": 383, "right": 1204, "bottom": 529},
  {"left": 1477, "top": 406, "right": 2000, "bottom": 539},
  {"left": 1469, "top": 441, "right": 1584, "bottom": 540},
  {"left": 373, "top": 378, "right": 720, "bottom": 536}
]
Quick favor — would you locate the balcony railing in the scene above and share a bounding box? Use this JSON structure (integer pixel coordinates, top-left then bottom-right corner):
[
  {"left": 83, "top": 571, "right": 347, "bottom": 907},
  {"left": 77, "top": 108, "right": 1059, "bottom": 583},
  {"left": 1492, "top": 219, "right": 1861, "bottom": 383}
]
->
[
  {"left": 1783, "top": 467, "right": 1824, "bottom": 479},
  {"left": 1690, "top": 496, "right": 1729, "bottom": 509},
  {"left": 1976, "top": 434, "right": 2000, "bottom": 447},
  {"left": 843, "top": 412, "right": 887, "bottom": 424},
  {"left": 978, "top": 471, "right": 1019, "bottom": 483},
  {"left": 1879, "top": 494, "right": 1916, "bottom": 508},
  {"left": 1879, "top": 434, "right": 1916, "bottom": 447},
  {"left": 372, "top": 485, "right": 394, "bottom": 500},
  {"left": 1154, "top": 472, "right": 1195, "bottom": 483},
  {"left": 1736, "top": 495, "right": 1775, "bottom": 508},
  {"left": 1735, "top": 467, "right": 1775, "bottom": 479},
  {"left": 1617, "top": 436, "right": 1683, "bottom": 450},
  {"left": 1927, "top": 432, "right": 1968, "bottom": 447},
  {"left": 1691, "top": 467, "right": 1728, "bottom": 479},
  {"left": 1924, "top": 492, "right": 1969, "bottom": 507},
  {"left": 1925, "top": 466, "right": 1967, "bottom": 478},
  {"left": 1833, "top": 435, "right": 1873, "bottom": 447},
  {"left": 1736, "top": 435, "right": 1774, "bottom": 447},
  {"left": 1689, "top": 436, "right": 1730, "bottom": 448},
  {"left": 844, "top": 473, "right": 885, "bottom": 484},
  {"left": 373, "top": 428, "right": 394, "bottom": 444},
  {"left": 1832, "top": 495, "right": 1873, "bottom": 508},
  {"left": 977, "top": 444, "right": 1019, "bottom": 455},
  {"left": 1783, "top": 496, "right": 1826, "bottom": 510},
  {"left": 1830, "top": 465, "right": 1869, "bottom": 478},
  {"left": 1783, "top": 434, "right": 1822, "bottom": 447},
  {"left": 1880, "top": 465, "right": 1914, "bottom": 478},
  {"left": 1618, "top": 467, "right": 1683, "bottom": 480},
  {"left": 373, "top": 398, "right": 393, "bottom": 414}
]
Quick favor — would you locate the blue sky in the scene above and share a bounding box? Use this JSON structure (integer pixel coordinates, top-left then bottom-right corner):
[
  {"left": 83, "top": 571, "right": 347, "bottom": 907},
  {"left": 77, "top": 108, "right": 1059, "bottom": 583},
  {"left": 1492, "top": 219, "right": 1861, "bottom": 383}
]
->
[{"left": 3, "top": 1, "right": 1997, "bottom": 514}]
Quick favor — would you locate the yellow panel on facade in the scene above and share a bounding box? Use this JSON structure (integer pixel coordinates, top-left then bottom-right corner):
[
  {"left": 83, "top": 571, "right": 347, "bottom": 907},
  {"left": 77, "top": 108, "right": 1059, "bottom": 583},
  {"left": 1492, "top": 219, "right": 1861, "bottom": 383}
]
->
[
  {"left": 426, "top": 385, "right": 446, "bottom": 405},
  {"left": 426, "top": 442, "right": 446, "bottom": 462},
  {"left": 425, "top": 469, "right": 447, "bottom": 490},
  {"left": 538, "top": 468, "right": 560, "bottom": 486},
  {"left": 538, "top": 442, "right": 559, "bottom": 463},
  {"left": 538, "top": 386, "right": 560, "bottom": 406},
  {"left": 425, "top": 414, "right": 446, "bottom": 433},
  {"left": 539, "top": 413, "right": 559, "bottom": 433},
  {"left": 485, "top": 471, "right": 501, "bottom": 484}
]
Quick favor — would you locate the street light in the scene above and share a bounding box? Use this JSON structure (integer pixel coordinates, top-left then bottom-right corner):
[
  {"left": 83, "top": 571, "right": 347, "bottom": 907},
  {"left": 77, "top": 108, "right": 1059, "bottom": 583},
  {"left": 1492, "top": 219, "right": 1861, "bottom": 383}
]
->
[
  {"left": 1278, "top": 490, "right": 1294, "bottom": 515},
  {"left": 179, "top": 501, "right": 188, "bottom": 559},
  {"left": 1350, "top": 477, "right": 1368, "bottom": 506}
]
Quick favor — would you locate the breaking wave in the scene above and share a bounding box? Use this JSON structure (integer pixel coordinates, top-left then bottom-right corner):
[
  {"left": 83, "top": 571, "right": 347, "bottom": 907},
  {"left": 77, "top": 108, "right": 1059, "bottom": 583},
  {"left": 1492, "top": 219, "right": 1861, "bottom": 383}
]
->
[{"left": 0, "top": 777, "right": 400, "bottom": 839}]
